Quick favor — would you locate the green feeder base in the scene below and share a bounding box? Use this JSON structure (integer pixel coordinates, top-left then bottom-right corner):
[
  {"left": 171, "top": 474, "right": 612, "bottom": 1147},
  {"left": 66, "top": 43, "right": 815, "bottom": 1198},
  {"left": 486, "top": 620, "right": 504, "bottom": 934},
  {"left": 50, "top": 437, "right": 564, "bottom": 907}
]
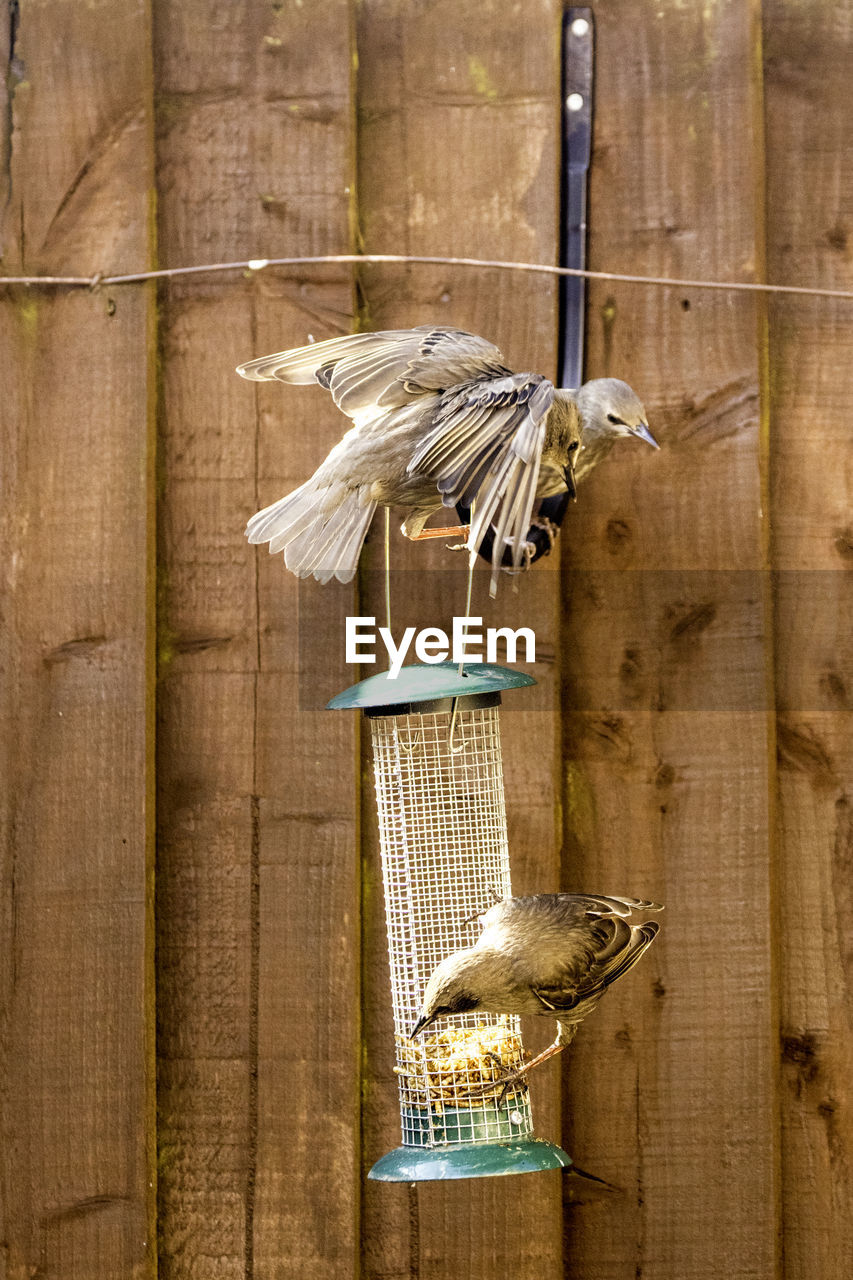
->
[{"left": 369, "top": 1138, "right": 572, "bottom": 1182}]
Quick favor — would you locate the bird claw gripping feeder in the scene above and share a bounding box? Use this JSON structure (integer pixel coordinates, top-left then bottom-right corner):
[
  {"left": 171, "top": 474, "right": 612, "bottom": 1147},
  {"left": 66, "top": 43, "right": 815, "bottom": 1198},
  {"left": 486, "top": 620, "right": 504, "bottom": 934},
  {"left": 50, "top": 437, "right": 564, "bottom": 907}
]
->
[{"left": 328, "top": 662, "right": 572, "bottom": 1180}]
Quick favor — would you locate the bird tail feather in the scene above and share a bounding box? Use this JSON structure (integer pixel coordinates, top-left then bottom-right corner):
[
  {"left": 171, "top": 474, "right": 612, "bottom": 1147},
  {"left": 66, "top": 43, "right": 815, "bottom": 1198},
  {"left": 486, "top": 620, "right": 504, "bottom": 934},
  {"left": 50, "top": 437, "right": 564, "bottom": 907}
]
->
[{"left": 247, "top": 482, "right": 377, "bottom": 584}]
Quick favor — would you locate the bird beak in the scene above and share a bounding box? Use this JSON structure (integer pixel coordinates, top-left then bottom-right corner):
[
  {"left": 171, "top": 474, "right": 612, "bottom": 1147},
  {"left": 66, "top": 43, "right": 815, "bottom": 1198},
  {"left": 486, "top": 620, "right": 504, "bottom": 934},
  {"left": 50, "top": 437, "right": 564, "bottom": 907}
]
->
[
  {"left": 633, "top": 422, "right": 659, "bottom": 449},
  {"left": 410, "top": 1011, "right": 434, "bottom": 1039},
  {"left": 563, "top": 465, "right": 577, "bottom": 501}
]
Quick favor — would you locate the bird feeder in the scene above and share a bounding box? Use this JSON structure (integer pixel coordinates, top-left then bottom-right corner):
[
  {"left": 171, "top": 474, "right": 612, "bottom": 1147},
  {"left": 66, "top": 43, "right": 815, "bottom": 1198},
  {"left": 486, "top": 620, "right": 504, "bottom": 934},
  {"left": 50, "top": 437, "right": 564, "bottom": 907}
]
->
[{"left": 329, "top": 662, "right": 572, "bottom": 1180}]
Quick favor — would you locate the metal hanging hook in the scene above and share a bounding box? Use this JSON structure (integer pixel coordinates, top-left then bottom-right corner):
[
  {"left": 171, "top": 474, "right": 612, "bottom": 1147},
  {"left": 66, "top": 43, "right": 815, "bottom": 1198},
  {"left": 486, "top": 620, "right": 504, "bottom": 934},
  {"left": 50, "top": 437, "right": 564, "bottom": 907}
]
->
[{"left": 398, "top": 727, "right": 422, "bottom": 755}]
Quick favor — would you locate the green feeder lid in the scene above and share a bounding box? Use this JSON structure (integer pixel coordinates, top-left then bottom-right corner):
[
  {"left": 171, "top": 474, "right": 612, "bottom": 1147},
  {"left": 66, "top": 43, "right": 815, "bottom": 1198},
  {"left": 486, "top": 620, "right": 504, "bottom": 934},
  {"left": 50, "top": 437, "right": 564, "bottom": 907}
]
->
[
  {"left": 368, "top": 1137, "right": 572, "bottom": 1182},
  {"left": 327, "top": 661, "right": 536, "bottom": 712}
]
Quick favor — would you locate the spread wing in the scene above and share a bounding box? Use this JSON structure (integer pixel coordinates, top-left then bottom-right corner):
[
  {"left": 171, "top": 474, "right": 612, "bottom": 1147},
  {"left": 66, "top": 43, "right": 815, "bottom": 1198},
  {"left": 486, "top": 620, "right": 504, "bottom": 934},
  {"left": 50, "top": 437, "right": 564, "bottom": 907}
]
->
[
  {"left": 408, "top": 373, "right": 555, "bottom": 596},
  {"left": 236, "top": 325, "right": 509, "bottom": 419}
]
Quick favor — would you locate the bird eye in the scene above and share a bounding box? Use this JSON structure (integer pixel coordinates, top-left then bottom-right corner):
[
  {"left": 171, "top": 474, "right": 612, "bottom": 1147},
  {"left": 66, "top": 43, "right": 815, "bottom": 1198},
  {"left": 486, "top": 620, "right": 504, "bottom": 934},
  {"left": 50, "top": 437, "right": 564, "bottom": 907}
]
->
[
  {"left": 607, "top": 413, "right": 625, "bottom": 426},
  {"left": 450, "top": 993, "right": 480, "bottom": 1014},
  {"left": 568, "top": 440, "right": 579, "bottom": 452}
]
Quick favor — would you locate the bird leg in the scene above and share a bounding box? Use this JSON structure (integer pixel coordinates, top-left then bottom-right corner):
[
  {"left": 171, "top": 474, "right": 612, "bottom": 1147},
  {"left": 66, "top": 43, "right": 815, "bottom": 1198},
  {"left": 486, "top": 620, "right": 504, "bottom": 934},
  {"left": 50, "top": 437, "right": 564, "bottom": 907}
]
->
[
  {"left": 499, "top": 538, "right": 537, "bottom": 578},
  {"left": 464, "top": 1036, "right": 567, "bottom": 1107},
  {"left": 479, "top": 1052, "right": 526, "bottom": 1109},
  {"left": 530, "top": 514, "right": 560, "bottom": 553},
  {"left": 407, "top": 523, "right": 470, "bottom": 541}
]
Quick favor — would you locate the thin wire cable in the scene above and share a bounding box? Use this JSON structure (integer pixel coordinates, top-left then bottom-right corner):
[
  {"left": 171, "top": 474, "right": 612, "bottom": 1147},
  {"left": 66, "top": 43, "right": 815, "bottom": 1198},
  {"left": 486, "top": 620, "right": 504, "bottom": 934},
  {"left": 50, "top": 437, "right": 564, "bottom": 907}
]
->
[
  {"left": 384, "top": 506, "right": 392, "bottom": 635},
  {"left": 1, "top": 253, "right": 853, "bottom": 301}
]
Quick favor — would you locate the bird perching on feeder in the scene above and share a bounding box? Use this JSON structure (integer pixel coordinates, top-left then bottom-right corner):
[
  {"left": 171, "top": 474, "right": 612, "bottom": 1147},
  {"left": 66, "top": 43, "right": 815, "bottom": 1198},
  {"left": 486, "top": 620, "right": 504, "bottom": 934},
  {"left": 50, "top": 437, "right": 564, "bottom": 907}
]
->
[
  {"left": 329, "top": 661, "right": 574, "bottom": 1180},
  {"left": 413, "top": 892, "right": 663, "bottom": 1097}
]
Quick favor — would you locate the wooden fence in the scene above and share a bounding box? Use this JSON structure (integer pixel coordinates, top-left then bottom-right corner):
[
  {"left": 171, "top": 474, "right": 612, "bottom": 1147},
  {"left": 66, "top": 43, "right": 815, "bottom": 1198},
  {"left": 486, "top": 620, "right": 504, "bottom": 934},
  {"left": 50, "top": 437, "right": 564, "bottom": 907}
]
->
[{"left": 1, "top": 1, "right": 851, "bottom": 1276}]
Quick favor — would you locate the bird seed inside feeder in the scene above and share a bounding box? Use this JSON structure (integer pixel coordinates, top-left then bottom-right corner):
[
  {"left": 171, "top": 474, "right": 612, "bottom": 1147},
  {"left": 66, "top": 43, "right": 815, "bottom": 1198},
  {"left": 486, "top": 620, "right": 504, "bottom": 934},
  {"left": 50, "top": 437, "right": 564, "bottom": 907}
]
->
[{"left": 394, "top": 1018, "right": 527, "bottom": 1112}]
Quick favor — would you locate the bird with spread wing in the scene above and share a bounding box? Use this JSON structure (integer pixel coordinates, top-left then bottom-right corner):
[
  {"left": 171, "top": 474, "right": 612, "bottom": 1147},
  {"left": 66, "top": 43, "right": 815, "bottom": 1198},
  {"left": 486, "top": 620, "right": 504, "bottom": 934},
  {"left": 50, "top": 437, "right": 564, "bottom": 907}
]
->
[{"left": 239, "top": 325, "right": 656, "bottom": 596}]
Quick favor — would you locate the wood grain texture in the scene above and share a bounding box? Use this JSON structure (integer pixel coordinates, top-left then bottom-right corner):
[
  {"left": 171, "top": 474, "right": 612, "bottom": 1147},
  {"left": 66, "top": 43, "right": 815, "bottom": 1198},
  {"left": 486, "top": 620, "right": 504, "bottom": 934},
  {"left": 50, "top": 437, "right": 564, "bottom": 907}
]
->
[
  {"left": 763, "top": 4, "right": 853, "bottom": 1275},
  {"left": 4, "top": 4, "right": 852, "bottom": 1277},
  {"left": 355, "top": 2, "right": 565, "bottom": 1276},
  {"left": 0, "top": 2, "right": 157, "bottom": 1278},
  {"left": 153, "top": 2, "right": 359, "bottom": 1276},
  {"left": 561, "top": 1, "right": 779, "bottom": 1276}
]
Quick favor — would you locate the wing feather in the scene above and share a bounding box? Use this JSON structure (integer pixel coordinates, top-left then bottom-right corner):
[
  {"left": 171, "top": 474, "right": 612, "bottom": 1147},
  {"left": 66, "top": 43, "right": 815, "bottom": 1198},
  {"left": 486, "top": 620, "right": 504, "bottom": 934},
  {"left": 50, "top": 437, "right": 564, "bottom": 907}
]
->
[
  {"left": 236, "top": 325, "right": 509, "bottom": 419},
  {"left": 409, "top": 373, "right": 555, "bottom": 593},
  {"left": 431, "top": 405, "right": 517, "bottom": 493},
  {"left": 487, "top": 438, "right": 543, "bottom": 594},
  {"left": 487, "top": 893, "right": 663, "bottom": 926},
  {"left": 532, "top": 920, "right": 661, "bottom": 1012},
  {"left": 236, "top": 332, "right": 395, "bottom": 383}
]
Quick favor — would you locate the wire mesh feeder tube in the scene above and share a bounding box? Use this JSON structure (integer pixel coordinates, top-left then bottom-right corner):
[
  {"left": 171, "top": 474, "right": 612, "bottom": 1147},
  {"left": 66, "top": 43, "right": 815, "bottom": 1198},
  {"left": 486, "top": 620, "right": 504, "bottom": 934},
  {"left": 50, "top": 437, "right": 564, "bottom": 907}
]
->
[
  {"left": 329, "top": 663, "right": 571, "bottom": 1180},
  {"left": 375, "top": 701, "right": 531, "bottom": 1135}
]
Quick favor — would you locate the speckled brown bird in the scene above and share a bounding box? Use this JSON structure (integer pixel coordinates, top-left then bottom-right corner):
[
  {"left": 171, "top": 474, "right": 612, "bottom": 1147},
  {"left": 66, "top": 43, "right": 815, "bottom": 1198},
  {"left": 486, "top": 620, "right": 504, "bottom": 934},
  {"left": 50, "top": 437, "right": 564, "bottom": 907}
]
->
[
  {"left": 411, "top": 893, "right": 662, "bottom": 1095},
  {"left": 239, "top": 326, "right": 654, "bottom": 595}
]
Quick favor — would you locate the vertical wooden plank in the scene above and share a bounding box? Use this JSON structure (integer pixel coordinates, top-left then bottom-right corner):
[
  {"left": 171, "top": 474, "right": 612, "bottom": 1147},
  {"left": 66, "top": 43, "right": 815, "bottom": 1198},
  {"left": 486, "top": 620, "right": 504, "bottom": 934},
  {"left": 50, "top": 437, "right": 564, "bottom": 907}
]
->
[
  {"left": 763, "top": 5, "right": 853, "bottom": 1276},
  {"left": 355, "top": 3, "right": 565, "bottom": 1277},
  {"left": 153, "top": 2, "right": 359, "bottom": 1277},
  {"left": 561, "top": 1, "right": 779, "bottom": 1277},
  {"left": 0, "top": 2, "right": 157, "bottom": 1278},
  {"left": 249, "top": 5, "right": 360, "bottom": 1272}
]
